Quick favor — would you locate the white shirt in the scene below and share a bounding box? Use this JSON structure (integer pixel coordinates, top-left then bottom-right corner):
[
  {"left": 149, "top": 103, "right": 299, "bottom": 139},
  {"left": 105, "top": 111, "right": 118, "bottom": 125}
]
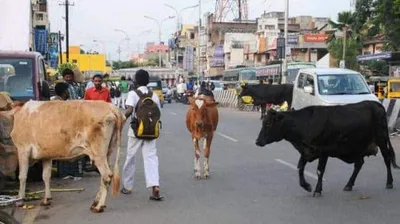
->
[
  {"left": 126, "top": 86, "right": 161, "bottom": 137},
  {"left": 176, "top": 83, "right": 187, "bottom": 94}
]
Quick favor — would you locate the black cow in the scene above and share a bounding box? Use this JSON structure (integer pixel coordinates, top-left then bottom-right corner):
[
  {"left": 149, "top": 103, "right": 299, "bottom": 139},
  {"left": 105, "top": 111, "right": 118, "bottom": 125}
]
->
[
  {"left": 238, "top": 83, "right": 293, "bottom": 120},
  {"left": 256, "top": 100, "right": 400, "bottom": 196}
]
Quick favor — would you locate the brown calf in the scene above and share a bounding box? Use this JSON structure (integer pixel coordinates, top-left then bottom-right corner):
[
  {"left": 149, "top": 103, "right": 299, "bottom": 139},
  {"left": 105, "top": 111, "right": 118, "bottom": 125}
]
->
[{"left": 186, "top": 95, "right": 219, "bottom": 179}]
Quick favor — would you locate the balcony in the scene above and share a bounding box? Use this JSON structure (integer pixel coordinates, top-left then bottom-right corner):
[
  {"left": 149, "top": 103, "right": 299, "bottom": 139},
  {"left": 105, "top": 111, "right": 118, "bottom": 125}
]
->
[{"left": 33, "top": 12, "right": 49, "bottom": 27}]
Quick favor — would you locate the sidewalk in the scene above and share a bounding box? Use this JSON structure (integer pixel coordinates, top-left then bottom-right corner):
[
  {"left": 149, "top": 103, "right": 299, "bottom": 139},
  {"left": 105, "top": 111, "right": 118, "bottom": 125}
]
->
[{"left": 390, "top": 136, "right": 400, "bottom": 152}]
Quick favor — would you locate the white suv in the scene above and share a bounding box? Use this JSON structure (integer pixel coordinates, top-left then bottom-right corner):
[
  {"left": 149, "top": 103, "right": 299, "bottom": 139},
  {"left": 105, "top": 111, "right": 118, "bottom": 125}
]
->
[{"left": 291, "top": 68, "right": 379, "bottom": 110}]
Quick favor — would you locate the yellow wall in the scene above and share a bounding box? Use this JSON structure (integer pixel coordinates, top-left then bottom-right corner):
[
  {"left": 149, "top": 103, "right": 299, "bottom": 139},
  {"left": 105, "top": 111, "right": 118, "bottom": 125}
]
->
[{"left": 59, "top": 46, "right": 108, "bottom": 74}]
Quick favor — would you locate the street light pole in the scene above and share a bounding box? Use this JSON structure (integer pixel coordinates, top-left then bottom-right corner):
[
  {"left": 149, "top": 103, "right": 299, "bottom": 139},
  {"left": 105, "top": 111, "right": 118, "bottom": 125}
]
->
[
  {"left": 144, "top": 16, "right": 175, "bottom": 67},
  {"left": 281, "top": 0, "right": 289, "bottom": 84},
  {"left": 114, "top": 29, "right": 130, "bottom": 60},
  {"left": 198, "top": 0, "right": 202, "bottom": 80}
]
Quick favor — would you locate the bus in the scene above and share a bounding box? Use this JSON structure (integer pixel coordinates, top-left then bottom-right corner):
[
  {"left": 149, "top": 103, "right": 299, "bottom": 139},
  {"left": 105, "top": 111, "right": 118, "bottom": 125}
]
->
[{"left": 286, "top": 62, "right": 316, "bottom": 84}]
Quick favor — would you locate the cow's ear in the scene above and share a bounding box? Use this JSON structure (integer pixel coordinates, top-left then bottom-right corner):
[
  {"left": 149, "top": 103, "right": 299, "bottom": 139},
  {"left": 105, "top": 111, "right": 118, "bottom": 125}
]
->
[
  {"left": 206, "top": 101, "right": 219, "bottom": 108},
  {"left": 188, "top": 97, "right": 196, "bottom": 105}
]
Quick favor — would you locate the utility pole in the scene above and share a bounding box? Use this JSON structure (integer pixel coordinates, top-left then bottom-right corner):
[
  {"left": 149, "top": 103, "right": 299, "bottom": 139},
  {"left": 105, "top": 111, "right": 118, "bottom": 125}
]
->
[
  {"left": 58, "top": 31, "right": 63, "bottom": 64},
  {"left": 197, "top": 0, "right": 202, "bottom": 80},
  {"left": 238, "top": 0, "right": 242, "bottom": 22},
  {"left": 60, "top": 0, "right": 74, "bottom": 63},
  {"left": 281, "top": 0, "right": 289, "bottom": 84}
]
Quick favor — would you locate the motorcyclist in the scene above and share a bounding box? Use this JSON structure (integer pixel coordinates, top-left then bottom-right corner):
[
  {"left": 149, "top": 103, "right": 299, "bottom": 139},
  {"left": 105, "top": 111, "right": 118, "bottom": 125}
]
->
[{"left": 195, "top": 81, "right": 214, "bottom": 97}]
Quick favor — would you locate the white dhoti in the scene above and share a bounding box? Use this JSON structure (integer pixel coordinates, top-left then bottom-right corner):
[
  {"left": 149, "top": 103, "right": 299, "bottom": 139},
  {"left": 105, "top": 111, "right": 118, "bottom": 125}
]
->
[{"left": 122, "top": 131, "right": 160, "bottom": 190}]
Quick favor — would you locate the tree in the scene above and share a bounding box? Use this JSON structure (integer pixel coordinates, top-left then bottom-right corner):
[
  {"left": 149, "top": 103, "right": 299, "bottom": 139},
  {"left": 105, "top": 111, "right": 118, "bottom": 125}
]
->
[
  {"left": 372, "top": 0, "right": 400, "bottom": 50},
  {"left": 327, "top": 36, "right": 361, "bottom": 70}
]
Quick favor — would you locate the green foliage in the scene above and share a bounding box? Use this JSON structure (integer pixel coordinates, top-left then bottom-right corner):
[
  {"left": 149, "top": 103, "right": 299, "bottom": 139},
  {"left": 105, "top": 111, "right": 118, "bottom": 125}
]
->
[
  {"left": 327, "top": 36, "right": 361, "bottom": 70},
  {"left": 58, "top": 62, "right": 77, "bottom": 74}
]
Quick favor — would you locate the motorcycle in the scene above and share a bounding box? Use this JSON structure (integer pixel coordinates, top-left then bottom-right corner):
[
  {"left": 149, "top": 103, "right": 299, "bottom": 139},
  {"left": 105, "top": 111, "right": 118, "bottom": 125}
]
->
[{"left": 182, "top": 90, "right": 194, "bottom": 104}]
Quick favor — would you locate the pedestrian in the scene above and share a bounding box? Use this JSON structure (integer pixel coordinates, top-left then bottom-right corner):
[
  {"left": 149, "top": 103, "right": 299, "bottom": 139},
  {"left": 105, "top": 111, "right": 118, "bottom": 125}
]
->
[
  {"left": 85, "top": 76, "right": 94, "bottom": 90},
  {"left": 83, "top": 74, "right": 111, "bottom": 173},
  {"left": 121, "top": 69, "right": 163, "bottom": 201},
  {"left": 50, "top": 82, "right": 70, "bottom": 101},
  {"left": 119, "top": 76, "right": 129, "bottom": 109},
  {"left": 62, "top": 68, "right": 79, "bottom": 100},
  {"left": 114, "top": 81, "right": 122, "bottom": 108},
  {"left": 84, "top": 74, "right": 111, "bottom": 102}
]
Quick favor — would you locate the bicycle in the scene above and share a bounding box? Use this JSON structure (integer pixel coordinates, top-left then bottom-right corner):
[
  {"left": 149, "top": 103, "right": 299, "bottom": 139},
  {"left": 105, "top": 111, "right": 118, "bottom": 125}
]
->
[{"left": 0, "top": 195, "right": 22, "bottom": 224}]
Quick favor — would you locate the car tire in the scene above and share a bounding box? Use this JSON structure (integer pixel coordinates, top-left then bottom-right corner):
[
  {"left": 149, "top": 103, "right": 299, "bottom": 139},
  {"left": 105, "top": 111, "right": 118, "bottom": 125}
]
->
[{"left": 168, "top": 100, "right": 171, "bottom": 103}]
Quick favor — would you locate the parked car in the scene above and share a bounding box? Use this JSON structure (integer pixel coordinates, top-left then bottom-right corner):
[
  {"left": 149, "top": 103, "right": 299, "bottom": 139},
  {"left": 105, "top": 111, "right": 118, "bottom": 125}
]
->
[{"left": 291, "top": 68, "right": 379, "bottom": 110}]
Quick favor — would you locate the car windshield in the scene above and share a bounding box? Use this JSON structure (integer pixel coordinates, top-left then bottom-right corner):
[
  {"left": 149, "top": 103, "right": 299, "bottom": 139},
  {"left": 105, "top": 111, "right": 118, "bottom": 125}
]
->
[
  {"left": 147, "top": 81, "right": 161, "bottom": 89},
  {"left": 0, "top": 58, "right": 34, "bottom": 99},
  {"left": 240, "top": 70, "right": 256, "bottom": 81},
  {"left": 317, "top": 74, "right": 371, "bottom": 95}
]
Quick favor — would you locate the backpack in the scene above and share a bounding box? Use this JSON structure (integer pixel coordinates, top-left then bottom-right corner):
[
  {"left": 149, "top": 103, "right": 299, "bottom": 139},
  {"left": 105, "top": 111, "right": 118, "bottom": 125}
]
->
[
  {"left": 110, "top": 87, "right": 115, "bottom": 98},
  {"left": 115, "top": 87, "right": 122, "bottom": 98},
  {"left": 130, "top": 89, "right": 162, "bottom": 140}
]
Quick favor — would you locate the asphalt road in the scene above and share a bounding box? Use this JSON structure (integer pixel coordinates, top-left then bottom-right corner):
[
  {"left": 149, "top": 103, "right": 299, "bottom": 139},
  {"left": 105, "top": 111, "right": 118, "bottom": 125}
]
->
[{"left": 13, "top": 103, "right": 400, "bottom": 224}]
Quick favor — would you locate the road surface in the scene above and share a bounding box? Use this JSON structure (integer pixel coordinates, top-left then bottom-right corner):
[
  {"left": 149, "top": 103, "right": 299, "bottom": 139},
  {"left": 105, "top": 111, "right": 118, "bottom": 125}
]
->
[{"left": 14, "top": 103, "right": 400, "bottom": 224}]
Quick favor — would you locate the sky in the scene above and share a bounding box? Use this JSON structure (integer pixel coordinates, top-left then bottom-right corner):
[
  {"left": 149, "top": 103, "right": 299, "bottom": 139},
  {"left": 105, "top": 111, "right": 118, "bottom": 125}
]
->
[{"left": 48, "top": 0, "right": 354, "bottom": 61}]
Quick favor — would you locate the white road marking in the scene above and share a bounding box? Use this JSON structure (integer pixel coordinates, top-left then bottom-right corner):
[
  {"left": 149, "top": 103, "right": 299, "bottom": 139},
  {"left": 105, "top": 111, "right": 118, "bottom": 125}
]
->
[
  {"left": 216, "top": 132, "right": 238, "bottom": 142},
  {"left": 275, "top": 159, "right": 326, "bottom": 181},
  {"left": 170, "top": 112, "right": 177, "bottom": 115}
]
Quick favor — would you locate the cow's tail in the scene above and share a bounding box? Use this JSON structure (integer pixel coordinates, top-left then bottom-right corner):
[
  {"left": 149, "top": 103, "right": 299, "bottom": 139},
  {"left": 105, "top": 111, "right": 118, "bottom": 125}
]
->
[
  {"left": 112, "top": 111, "right": 125, "bottom": 197},
  {"left": 387, "top": 139, "right": 400, "bottom": 169}
]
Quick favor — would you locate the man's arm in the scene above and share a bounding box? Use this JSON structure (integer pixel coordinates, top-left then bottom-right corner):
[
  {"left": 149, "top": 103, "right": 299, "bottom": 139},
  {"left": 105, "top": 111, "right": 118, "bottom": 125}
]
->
[
  {"left": 125, "top": 106, "right": 133, "bottom": 119},
  {"left": 84, "top": 88, "right": 90, "bottom": 100}
]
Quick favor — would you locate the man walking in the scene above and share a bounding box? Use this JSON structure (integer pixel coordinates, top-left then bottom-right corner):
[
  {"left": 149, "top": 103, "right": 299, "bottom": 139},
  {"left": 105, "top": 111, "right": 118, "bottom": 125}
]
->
[
  {"left": 119, "top": 76, "right": 129, "bottom": 109},
  {"left": 121, "top": 69, "right": 163, "bottom": 201}
]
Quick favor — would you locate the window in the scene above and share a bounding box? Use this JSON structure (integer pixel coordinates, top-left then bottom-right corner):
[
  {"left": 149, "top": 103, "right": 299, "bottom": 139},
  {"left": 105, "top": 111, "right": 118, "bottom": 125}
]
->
[
  {"left": 297, "top": 73, "right": 306, "bottom": 88},
  {"left": 305, "top": 75, "right": 314, "bottom": 88},
  {"left": 0, "top": 58, "right": 34, "bottom": 99},
  {"left": 317, "top": 74, "right": 371, "bottom": 95},
  {"left": 190, "top": 32, "right": 195, "bottom": 39},
  {"left": 72, "top": 59, "right": 78, "bottom": 63},
  {"left": 39, "top": 59, "right": 45, "bottom": 81}
]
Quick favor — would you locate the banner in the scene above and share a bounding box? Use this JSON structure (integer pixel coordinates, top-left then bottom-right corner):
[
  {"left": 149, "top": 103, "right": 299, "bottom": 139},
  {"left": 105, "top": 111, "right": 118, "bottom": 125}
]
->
[
  {"left": 48, "top": 43, "right": 59, "bottom": 68},
  {"left": 211, "top": 44, "right": 224, "bottom": 67},
  {"left": 303, "top": 34, "right": 329, "bottom": 43},
  {"left": 34, "top": 29, "right": 48, "bottom": 56}
]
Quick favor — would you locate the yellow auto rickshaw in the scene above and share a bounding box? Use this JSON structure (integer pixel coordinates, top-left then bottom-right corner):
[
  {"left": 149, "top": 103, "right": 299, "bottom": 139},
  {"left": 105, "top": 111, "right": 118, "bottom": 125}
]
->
[
  {"left": 148, "top": 76, "right": 165, "bottom": 107},
  {"left": 368, "top": 76, "right": 400, "bottom": 99}
]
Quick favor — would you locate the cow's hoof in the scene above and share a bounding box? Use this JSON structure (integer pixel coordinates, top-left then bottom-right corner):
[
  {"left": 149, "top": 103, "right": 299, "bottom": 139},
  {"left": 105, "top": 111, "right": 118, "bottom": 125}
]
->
[
  {"left": 312, "top": 191, "right": 322, "bottom": 197},
  {"left": 343, "top": 186, "right": 353, "bottom": 191},
  {"left": 386, "top": 184, "right": 394, "bottom": 189},
  {"left": 204, "top": 173, "right": 210, "bottom": 179},
  {"left": 91, "top": 201, "right": 99, "bottom": 208},
  {"left": 16, "top": 201, "right": 24, "bottom": 207},
  {"left": 194, "top": 175, "right": 202, "bottom": 180},
  {"left": 301, "top": 183, "right": 312, "bottom": 192},
  {"left": 90, "top": 206, "right": 105, "bottom": 213},
  {"left": 40, "top": 199, "right": 52, "bottom": 206}
]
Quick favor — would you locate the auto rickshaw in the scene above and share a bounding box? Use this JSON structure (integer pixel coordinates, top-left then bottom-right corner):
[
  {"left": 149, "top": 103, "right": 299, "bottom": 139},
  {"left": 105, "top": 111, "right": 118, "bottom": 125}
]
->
[
  {"left": 368, "top": 76, "right": 400, "bottom": 99},
  {"left": 148, "top": 76, "right": 165, "bottom": 108}
]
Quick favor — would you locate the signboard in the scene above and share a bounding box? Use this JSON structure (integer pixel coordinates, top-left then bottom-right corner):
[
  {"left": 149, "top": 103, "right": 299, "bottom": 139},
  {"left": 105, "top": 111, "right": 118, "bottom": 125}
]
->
[
  {"left": 287, "top": 33, "right": 299, "bottom": 45},
  {"left": 48, "top": 32, "right": 59, "bottom": 44},
  {"left": 258, "top": 36, "right": 267, "bottom": 53},
  {"left": 356, "top": 52, "right": 392, "bottom": 62},
  {"left": 48, "top": 43, "right": 59, "bottom": 68},
  {"left": 303, "top": 34, "right": 329, "bottom": 43},
  {"left": 34, "top": 29, "right": 48, "bottom": 56},
  {"left": 277, "top": 37, "right": 285, "bottom": 59},
  {"left": 211, "top": 44, "right": 224, "bottom": 67},
  {"left": 256, "top": 64, "right": 280, "bottom": 77},
  {"left": 183, "top": 46, "right": 194, "bottom": 71}
]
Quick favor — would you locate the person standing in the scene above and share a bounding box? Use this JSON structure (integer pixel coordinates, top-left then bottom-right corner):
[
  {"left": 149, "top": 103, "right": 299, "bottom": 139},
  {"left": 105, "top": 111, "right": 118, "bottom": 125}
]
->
[
  {"left": 119, "top": 76, "right": 130, "bottom": 109},
  {"left": 50, "top": 82, "right": 70, "bottom": 101},
  {"left": 121, "top": 69, "right": 163, "bottom": 201},
  {"left": 62, "top": 68, "right": 79, "bottom": 100},
  {"left": 84, "top": 74, "right": 111, "bottom": 102},
  {"left": 83, "top": 74, "right": 111, "bottom": 172}
]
